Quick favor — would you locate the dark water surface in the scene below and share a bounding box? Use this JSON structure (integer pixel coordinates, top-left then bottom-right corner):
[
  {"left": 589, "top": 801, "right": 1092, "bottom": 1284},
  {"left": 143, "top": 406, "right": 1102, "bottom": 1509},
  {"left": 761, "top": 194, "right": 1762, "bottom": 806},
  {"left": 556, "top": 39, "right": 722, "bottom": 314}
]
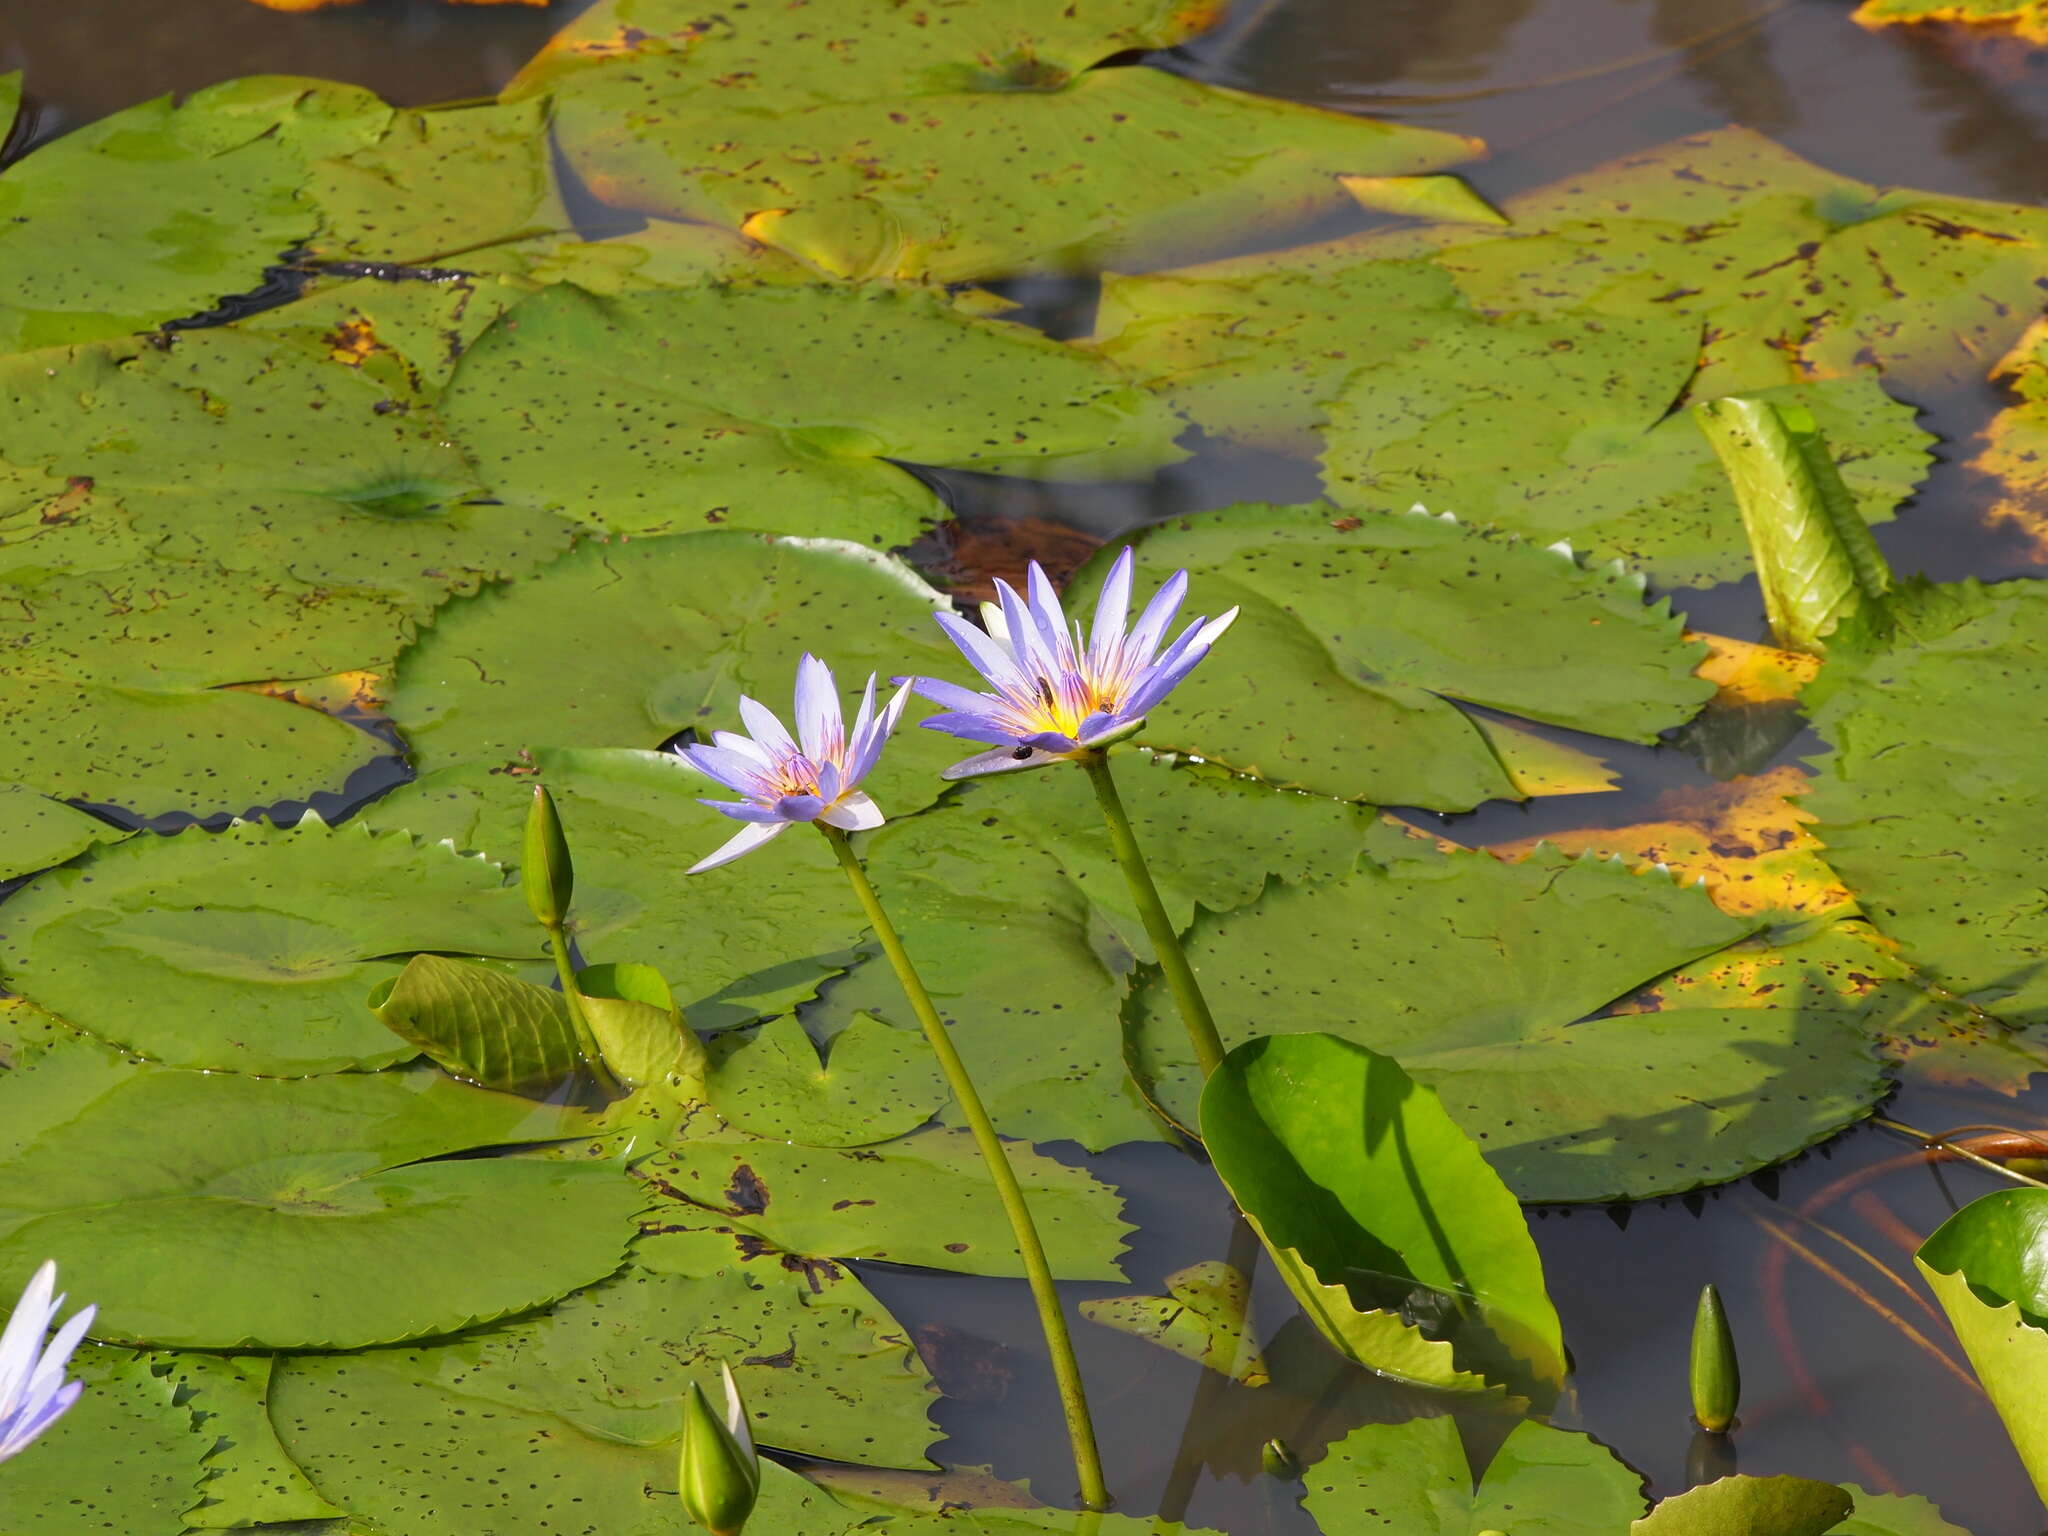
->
[{"left": 8, "top": 0, "right": 2048, "bottom": 1530}]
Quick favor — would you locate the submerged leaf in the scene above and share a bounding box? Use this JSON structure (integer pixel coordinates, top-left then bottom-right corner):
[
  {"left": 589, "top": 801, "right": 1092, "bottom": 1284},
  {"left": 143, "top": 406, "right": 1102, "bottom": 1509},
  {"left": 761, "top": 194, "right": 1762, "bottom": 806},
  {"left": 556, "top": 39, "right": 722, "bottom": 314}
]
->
[
  {"left": 1080, "top": 1261, "right": 1269, "bottom": 1386},
  {"left": 0, "top": 1059, "right": 637, "bottom": 1348},
  {"left": 1633, "top": 1476, "right": 1853, "bottom": 1535},
  {"left": 370, "top": 953, "right": 586, "bottom": 1095},
  {"left": 1202, "top": 1034, "right": 1564, "bottom": 1392}
]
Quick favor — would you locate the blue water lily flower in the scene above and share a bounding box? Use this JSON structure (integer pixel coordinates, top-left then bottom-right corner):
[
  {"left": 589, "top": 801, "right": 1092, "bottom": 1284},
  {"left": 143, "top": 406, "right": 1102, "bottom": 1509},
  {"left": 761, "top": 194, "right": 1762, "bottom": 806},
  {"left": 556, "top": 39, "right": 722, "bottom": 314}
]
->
[
  {"left": 0, "top": 1262, "right": 94, "bottom": 1462},
  {"left": 910, "top": 548, "right": 1238, "bottom": 779},
  {"left": 675, "top": 654, "right": 911, "bottom": 873}
]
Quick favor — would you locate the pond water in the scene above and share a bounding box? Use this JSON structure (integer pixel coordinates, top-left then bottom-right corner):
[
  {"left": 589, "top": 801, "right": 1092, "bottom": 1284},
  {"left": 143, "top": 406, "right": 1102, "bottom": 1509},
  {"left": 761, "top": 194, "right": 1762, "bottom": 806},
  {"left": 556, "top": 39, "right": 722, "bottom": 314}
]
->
[{"left": 6, "top": 0, "right": 2048, "bottom": 1532}]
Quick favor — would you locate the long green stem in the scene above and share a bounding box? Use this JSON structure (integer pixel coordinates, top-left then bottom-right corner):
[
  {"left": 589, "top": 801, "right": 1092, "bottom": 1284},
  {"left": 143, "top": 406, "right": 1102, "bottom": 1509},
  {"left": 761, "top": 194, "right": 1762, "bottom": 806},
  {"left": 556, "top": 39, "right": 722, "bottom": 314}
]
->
[
  {"left": 1079, "top": 751, "right": 1227, "bottom": 1079},
  {"left": 820, "top": 825, "right": 1111, "bottom": 1513},
  {"left": 1873, "top": 1116, "right": 2048, "bottom": 1188},
  {"left": 544, "top": 924, "right": 613, "bottom": 1087}
]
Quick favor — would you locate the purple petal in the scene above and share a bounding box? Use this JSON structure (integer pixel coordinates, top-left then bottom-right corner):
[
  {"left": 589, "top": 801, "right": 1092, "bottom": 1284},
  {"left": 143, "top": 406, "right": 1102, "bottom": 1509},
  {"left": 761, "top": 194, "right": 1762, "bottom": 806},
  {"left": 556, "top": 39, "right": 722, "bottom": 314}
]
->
[
  {"left": 709, "top": 731, "right": 775, "bottom": 767},
  {"left": 934, "top": 610, "right": 1031, "bottom": 694},
  {"left": 0, "top": 1376, "right": 81, "bottom": 1458},
  {"left": 18, "top": 1304, "right": 92, "bottom": 1415},
  {"left": 680, "top": 744, "right": 776, "bottom": 798},
  {"left": 1025, "top": 563, "right": 1075, "bottom": 663},
  {"left": 919, "top": 711, "right": 1023, "bottom": 747},
  {"left": 792, "top": 654, "right": 844, "bottom": 761},
  {"left": 846, "top": 682, "right": 913, "bottom": 786},
  {"left": 994, "top": 578, "right": 1062, "bottom": 682},
  {"left": 698, "top": 798, "right": 785, "bottom": 825},
  {"left": 0, "top": 1263, "right": 57, "bottom": 1419},
  {"left": 1125, "top": 569, "right": 1189, "bottom": 663},
  {"left": 1089, "top": 548, "right": 1134, "bottom": 671},
  {"left": 1021, "top": 729, "right": 1081, "bottom": 753},
  {"left": 1123, "top": 639, "right": 1214, "bottom": 719},
  {"left": 814, "top": 760, "right": 843, "bottom": 803},
  {"left": 940, "top": 745, "right": 1067, "bottom": 780},
  {"left": 819, "top": 791, "right": 885, "bottom": 831},
  {"left": 688, "top": 819, "right": 790, "bottom": 874},
  {"left": 847, "top": 673, "right": 880, "bottom": 746},
  {"left": 1074, "top": 711, "right": 1128, "bottom": 744},
  {"left": 909, "top": 676, "right": 1001, "bottom": 714},
  {"left": 774, "top": 793, "right": 826, "bottom": 822}
]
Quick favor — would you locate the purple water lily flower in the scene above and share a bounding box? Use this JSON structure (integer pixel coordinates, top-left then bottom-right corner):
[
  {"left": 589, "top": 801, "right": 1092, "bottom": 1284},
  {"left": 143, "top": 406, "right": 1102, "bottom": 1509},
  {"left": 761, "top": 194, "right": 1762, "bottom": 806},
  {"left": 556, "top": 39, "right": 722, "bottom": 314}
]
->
[
  {"left": 0, "top": 1262, "right": 94, "bottom": 1462},
  {"left": 675, "top": 654, "right": 911, "bottom": 874},
  {"left": 910, "top": 548, "right": 1238, "bottom": 779}
]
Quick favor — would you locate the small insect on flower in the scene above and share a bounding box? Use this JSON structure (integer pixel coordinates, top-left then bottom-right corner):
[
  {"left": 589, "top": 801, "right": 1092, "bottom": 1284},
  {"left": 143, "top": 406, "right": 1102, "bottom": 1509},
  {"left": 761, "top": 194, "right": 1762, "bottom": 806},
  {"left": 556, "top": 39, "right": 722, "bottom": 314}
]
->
[
  {"left": 909, "top": 547, "right": 1238, "bottom": 779},
  {"left": 0, "top": 1262, "right": 95, "bottom": 1463},
  {"left": 674, "top": 654, "right": 911, "bottom": 874}
]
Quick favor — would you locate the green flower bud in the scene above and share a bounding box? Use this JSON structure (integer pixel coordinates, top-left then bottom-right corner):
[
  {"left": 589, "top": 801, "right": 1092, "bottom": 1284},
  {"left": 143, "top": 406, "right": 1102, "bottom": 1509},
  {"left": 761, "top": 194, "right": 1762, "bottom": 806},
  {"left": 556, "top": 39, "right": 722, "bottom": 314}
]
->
[
  {"left": 522, "top": 785, "right": 574, "bottom": 931},
  {"left": 679, "top": 1370, "right": 759, "bottom": 1536},
  {"left": 1260, "top": 1438, "right": 1300, "bottom": 1480},
  {"left": 1690, "top": 1282, "right": 1741, "bottom": 1434}
]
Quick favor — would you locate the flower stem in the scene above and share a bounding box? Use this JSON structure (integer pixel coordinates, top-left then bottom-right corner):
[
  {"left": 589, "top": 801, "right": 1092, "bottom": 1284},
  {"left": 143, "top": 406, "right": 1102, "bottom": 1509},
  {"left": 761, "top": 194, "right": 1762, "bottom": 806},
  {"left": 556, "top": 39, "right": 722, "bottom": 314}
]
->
[
  {"left": 820, "top": 825, "right": 1111, "bottom": 1513},
  {"left": 544, "top": 924, "right": 615, "bottom": 1091},
  {"left": 1078, "top": 751, "right": 1228, "bottom": 1080}
]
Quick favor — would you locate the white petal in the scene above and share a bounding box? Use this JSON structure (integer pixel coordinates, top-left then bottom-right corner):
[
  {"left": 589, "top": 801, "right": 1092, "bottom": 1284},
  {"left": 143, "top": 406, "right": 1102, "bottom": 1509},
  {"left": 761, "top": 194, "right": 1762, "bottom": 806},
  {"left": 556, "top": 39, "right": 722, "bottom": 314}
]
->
[
  {"left": 1089, "top": 547, "right": 1134, "bottom": 671},
  {"left": 819, "top": 792, "right": 885, "bottom": 831},
  {"left": 736, "top": 696, "right": 799, "bottom": 760},
  {"left": 792, "top": 653, "right": 844, "bottom": 761},
  {"left": 0, "top": 1263, "right": 58, "bottom": 1423},
  {"left": 721, "top": 1362, "right": 756, "bottom": 1464},
  {"left": 686, "top": 819, "right": 790, "bottom": 874}
]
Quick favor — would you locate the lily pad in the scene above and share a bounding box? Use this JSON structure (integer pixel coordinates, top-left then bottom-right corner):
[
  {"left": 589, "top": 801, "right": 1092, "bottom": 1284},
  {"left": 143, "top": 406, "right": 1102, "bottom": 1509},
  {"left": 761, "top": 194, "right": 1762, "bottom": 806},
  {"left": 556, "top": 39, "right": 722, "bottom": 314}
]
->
[
  {"left": 709, "top": 1013, "right": 945, "bottom": 1148},
  {"left": 1301, "top": 1416, "right": 1647, "bottom": 1535},
  {"left": 1634, "top": 1477, "right": 1854, "bottom": 1536},
  {"left": 638, "top": 1126, "right": 1131, "bottom": 1280},
  {"left": 1045, "top": 506, "right": 1709, "bottom": 811},
  {"left": 1917, "top": 1189, "right": 2048, "bottom": 1505},
  {"left": 1973, "top": 318, "right": 2048, "bottom": 563},
  {"left": 516, "top": 0, "right": 1478, "bottom": 282},
  {"left": 436, "top": 283, "right": 1188, "bottom": 542},
  {"left": 0, "top": 816, "right": 535, "bottom": 1074},
  {"left": 1854, "top": 0, "right": 2048, "bottom": 41},
  {"left": 168, "top": 1353, "right": 345, "bottom": 1527},
  {"left": 804, "top": 751, "right": 1380, "bottom": 1150},
  {"left": 1096, "top": 126, "right": 2048, "bottom": 451},
  {"left": 370, "top": 952, "right": 588, "bottom": 1096},
  {"left": 1203, "top": 1034, "right": 1565, "bottom": 1391},
  {"left": 0, "top": 77, "right": 388, "bottom": 352},
  {"left": 0, "top": 1346, "right": 210, "bottom": 1533},
  {"left": 1802, "top": 579, "right": 2048, "bottom": 1031},
  {"left": 1130, "top": 828, "right": 1896, "bottom": 1201},
  {"left": 0, "top": 1062, "right": 637, "bottom": 1348},
  {"left": 1832, "top": 1488, "right": 1977, "bottom": 1536},
  {"left": 387, "top": 532, "right": 964, "bottom": 808},
  {"left": 1079, "top": 1261, "right": 1268, "bottom": 1386},
  {"left": 0, "top": 782, "right": 126, "bottom": 882}
]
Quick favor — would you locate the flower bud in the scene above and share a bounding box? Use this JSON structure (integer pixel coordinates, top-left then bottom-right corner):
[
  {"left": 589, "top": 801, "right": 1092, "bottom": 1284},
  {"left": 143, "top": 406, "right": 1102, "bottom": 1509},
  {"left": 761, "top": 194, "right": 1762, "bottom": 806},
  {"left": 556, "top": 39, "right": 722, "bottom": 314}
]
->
[
  {"left": 679, "top": 1368, "right": 759, "bottom": 1536},
  {"left": 522, "top": 785, "right": 574, "bottom": 930},
  {"left": 1260, "top": 1438, "right": 1300, "bottom": 1480},
  {"left": 1690, "top": 1282, "right": 1741, "bottom": 1434}
]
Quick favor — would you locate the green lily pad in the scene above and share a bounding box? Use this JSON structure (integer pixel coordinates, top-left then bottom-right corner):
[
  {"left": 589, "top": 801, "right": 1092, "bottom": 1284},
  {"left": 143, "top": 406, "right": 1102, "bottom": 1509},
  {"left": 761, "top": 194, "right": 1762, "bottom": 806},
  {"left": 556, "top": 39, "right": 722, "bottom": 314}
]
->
[
  {"left": 1131, "top": 829, "right": 1896, "bottom": 1201},
  {"left": 0, "top": 1346, "right": 209, "bottom": 1533},
  {"left": 167, "top": 1353, "right": 345, "bottom": 1527},
  {"left": 0, "top": 816, "right": 535, "bottom": 1074},
  {"left": 407, "top": 1222, "right": 938, "bottom": 1469},
  {"left": 516, "top": 0, "right": 1477, "bottom": 282},
  {"left": 387, "top": 531, "right": 964, "bottom": 809},
  {"left": 370, "top": 953, "right": 588, "bottom": 1096},
  {"left": 365, "top": 750, "right": 863, "bottom": 1035},
  {"left": 1634, "top": 1477, "right": 1854, "bottom": 1536},
  {"left": 1301, "top": 1416, "right": 1647, "bottom": 1535},
  {"left": 1803, "top": 579, "right": 2048, "bottom": 1033},
  {"left": 273, "top": 1336, "right": 863, "bottom": 1536},
  {"left": 0, "top": 783, "right": 126, "bottom": 882},
  {"left": 1917, "top": 1189, "right": 2048, "bottom": 1505},
  {"left": 0, "top": 1062, "right": 636, "bottom": 1348},
  {"left": 1831, "top": 1487, "right": 1977, "bottom": 1536},
  {"left": 1079, "top": 1261, "right": 1268, "bottom": 1386},
  {"left": 0, "top": 323, "right": 569, "bottom": 618},
  {"left": 639, "top": 1126, "right": 1131, "bottom": 1280},
  {"left": 804, "top": 751, "right": 1380, "bottom": 1150},
  {"left": 709, "top": 1013, "right": 945, "bottom": 1148},
  {"left": 1203, "top": 1034, "right": 1565, "bottom": 1391},
  {"left": 436, "top": 283, "right": 1187, "bottom": 542},
  {"left": 1095, "top": 126, "right": 2048, "bottom": 465},
  {"left": 1051, "top": 506, "right": 1709, "bottom": 811},
  {"left": 0, "top": 77, "right": 388, "bottom": 354}
]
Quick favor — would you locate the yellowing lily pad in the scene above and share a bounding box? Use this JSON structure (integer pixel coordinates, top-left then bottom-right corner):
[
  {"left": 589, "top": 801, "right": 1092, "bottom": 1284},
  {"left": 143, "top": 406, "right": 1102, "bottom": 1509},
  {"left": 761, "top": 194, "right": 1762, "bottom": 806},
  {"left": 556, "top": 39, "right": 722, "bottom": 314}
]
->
[
  {"left": 1080, "top": 1262, "right": 1268, "bottom": 1385},
  {"left": 1854, "top": 0, "right": 2048, "bottom": 42}
]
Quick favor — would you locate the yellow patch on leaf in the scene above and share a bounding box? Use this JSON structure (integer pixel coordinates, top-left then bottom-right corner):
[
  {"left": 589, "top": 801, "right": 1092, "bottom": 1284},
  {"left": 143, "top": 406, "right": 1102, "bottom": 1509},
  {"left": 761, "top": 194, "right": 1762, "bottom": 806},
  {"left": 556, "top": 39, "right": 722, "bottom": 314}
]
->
[
  {"left": 1853, "top": 0, "right": 2048, "bottom": 43},
  {"left": 1974, "top": 316, "right": 2048, "bottom": 554},
  {"left": 245, "top": 0, "right": 544, "bottom": 9},
  {"left": 1483, "top": 765, "right": 1851, "bottom": 920},
  {"left": 235, "top": 670, "right": 386, "bottom": 716},
  {"left": 1689, "top": 629, "right": 1821, "bottom": 706}
]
